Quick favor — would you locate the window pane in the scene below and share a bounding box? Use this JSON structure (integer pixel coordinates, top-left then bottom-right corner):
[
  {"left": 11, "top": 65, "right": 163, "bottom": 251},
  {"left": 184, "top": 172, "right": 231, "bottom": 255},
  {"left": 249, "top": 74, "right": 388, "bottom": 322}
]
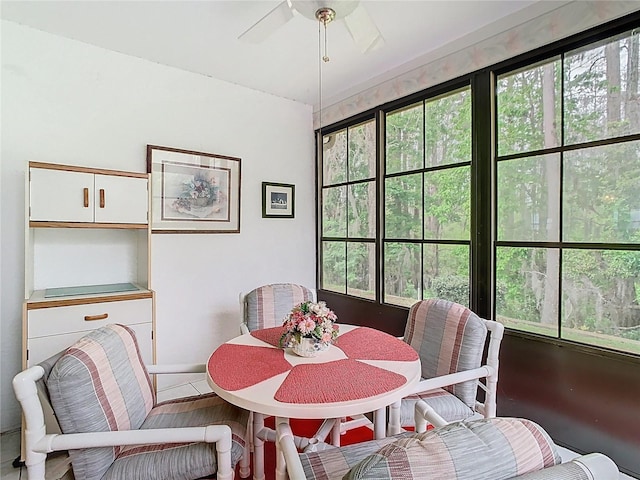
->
[
  {"left": 565, "top": 30, "right": 640, "bottom": 145},
  {"left": 322, "top": 186, "right": 346, "bottom": 237},
  {"left": 322, "top": 241, "right": 345, "bottom": 293},
  {"left": 423, "top": 244, "right": 470, "bottom": 306},
  {"left": 496, "top": 247, "right": 560, "bottom": 336},
  {"left": 424, "top": 166, "right": 470, "bottom": 240},
  {"left": 562, "top": 249, "right": 640, "bottom": 355},
  {"left": 323, "top": 129, "right": 347, "bottom": 185},
  {"left": 386, "top": 103, "right": 423, "bottom": 175},
  {"left": 425, "top": 89, "right": 471, "bottom": 167},
  {"left": 497, "top": 154, "right": 560, "bottom": 242},
  {"left": 347, "top": 242, "right": 375, "bottom": 300},
  {"left": 384, "top": 242, "right": 421, "bottom": 307},
  {"left": 348, "top": 182, "right": 376, "bottom": 238},
  {"left": 385, "top": 173, "right": 422, "bottom": 239},
  {"left": 497, "top": 58, "right": 561, "bottom": 156},
  {"left": 563, "top": 141, "right": 640, "bottom": 243},
  {"left": 349, "top": 120, "right": 376, "bottom": 182}
]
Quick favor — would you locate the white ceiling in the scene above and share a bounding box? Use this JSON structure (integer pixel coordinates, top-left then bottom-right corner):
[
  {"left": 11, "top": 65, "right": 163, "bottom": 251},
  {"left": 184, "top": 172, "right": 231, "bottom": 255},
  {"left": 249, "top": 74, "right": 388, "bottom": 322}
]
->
[{"left": 1, "top": 0, "right": 572, "bottom": 109}]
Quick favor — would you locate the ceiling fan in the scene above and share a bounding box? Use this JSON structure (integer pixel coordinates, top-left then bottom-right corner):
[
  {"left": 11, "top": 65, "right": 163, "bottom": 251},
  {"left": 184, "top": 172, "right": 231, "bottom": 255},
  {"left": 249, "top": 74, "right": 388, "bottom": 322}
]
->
[{"left": 239, "top": 0, "right": 384, "bottom": 54}]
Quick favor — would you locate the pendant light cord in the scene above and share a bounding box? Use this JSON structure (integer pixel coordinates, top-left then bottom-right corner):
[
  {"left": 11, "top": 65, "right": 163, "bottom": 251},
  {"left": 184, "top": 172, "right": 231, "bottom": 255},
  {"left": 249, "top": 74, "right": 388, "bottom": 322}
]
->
[{"left": 318, "top": 17, "right": 323, "bottom": 142}]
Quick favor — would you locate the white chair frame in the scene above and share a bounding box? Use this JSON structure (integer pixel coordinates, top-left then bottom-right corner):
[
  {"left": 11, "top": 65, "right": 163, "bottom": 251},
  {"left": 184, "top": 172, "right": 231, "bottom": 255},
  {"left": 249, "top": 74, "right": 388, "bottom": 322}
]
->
[
  {"left": 13, "top": 362, "right": 249, "bottom": 480},
  {"left": 388, "top": 319, "right": 504, "bottom": 434},
  {"left": 276, "top": 400, "right": 620, "bottom": 480},
  {"left": 275, "top": 401, "right": 446, "bottom": 480}
]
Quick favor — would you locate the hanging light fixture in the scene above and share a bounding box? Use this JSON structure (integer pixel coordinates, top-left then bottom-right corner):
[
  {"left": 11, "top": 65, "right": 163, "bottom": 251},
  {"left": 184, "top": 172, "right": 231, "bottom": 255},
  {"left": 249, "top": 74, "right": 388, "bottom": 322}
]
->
[{"left": 315, "top": 6, "right": 335, "bottom": 156}]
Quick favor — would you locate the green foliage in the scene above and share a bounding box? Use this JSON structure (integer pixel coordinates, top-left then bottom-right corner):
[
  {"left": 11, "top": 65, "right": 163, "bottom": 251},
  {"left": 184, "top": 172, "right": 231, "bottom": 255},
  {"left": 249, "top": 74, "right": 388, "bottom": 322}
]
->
[{"left": 430, "top": 276, "right": 469, "bottom": 306}]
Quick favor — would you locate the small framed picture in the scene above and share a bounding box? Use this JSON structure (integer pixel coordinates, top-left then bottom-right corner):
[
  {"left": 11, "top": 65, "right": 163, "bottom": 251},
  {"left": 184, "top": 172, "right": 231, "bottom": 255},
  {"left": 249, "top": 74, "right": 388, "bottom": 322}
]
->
[{"left": 262, "top": 182, "right": 295, "bottom": 218}]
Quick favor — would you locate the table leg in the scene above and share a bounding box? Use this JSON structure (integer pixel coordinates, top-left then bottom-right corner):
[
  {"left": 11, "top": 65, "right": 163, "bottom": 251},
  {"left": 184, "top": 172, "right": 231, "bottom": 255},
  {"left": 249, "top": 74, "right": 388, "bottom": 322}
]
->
[
  {"left": 331, "top": 418, "right": 341, "bottom": 446},
  {"left": 373, "top": 407, "right": 386, "bottom": 439},
  {"left": 275, "top": 417, "right": 289, "bottom": 480},
  {"left": 388, "top": 400, "right": 401, "bottom": 436},
  {"left": 253, "top": 412, "right": 265, "bottom": 480}
]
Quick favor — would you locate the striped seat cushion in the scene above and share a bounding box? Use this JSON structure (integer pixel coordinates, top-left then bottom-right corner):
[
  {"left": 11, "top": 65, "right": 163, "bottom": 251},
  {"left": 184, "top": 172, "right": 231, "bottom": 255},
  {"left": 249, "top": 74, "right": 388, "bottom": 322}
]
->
[
  {"left": 244, "top": 283, "right": 314, "bottom": 331},
  {"left": 344, "top": 417, "right": 561, "bottom": 480},
  {"left": 399, "top": 387, "right": 474, "bottom": 425},
  {"left": 103, "top": 393, "right": 249, "bottom": 480},
  {"left": 299, "top": 432, "right": 414, "bottom": 480},
  {"left": 48, "top": 324, "right": 155, "bottom": 480},
  {"left": 404, "top": 299, "right": 487, "bottom": 410}
]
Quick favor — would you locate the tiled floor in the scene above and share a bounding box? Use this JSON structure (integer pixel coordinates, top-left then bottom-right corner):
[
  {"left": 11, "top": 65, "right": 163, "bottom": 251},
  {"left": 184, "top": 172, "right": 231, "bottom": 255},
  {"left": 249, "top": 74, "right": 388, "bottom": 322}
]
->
[{"left": 2, "top": 377, "right": 636, "bottom": 479}]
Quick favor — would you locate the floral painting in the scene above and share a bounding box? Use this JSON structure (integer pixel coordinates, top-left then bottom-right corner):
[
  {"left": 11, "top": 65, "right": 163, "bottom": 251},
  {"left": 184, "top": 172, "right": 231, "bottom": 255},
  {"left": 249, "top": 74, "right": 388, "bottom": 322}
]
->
[
  {"left": 161, "top": 162, "right": 230, "bottom": 221},
  {"left": 147, "top": 145, "right": 241, "bottom": 233}
]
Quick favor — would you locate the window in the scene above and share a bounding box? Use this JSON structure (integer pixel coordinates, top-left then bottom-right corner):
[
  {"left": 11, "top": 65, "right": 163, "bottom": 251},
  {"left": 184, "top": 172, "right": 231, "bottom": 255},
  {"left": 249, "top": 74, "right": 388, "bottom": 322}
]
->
[
  {"left": 496, "top": 28, "right": 640, "bottom": 355},
  {"left": 384, "top": 89, "right": 472, "bottom": 307},
  {"left": 321, "top": 120, "right": 377, "bottom": 299},
  {"left": 318, "top": 18, "right": 640, "bottom": 357}
]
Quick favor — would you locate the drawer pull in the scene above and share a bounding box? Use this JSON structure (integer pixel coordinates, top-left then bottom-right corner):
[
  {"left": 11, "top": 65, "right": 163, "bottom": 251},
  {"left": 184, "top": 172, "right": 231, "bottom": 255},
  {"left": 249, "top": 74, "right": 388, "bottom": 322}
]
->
[
  {"left": 99, "top": 188, "right": 105, "bottom": 208},
  {"left": 83, "top": 188, "right": 89, "bottom": 208},
  {"left": 84, "top": 313, "right": 108, "bottom": 322}
]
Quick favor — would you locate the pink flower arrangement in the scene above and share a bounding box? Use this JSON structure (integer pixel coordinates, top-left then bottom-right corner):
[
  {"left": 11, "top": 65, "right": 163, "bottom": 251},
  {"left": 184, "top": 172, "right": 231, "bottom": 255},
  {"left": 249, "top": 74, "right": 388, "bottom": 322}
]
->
[{"left": 279, "top": 301, "right": 339, "bottom": 348}]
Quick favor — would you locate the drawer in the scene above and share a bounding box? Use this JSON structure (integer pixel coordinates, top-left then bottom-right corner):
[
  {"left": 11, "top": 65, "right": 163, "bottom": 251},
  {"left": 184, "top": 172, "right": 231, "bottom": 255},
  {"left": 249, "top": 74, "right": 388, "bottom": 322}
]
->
[
  {"left": 27, "top": 323, "right": 153, "bottom": 366},
  {"left": 27, "top": 298, "right": 152, "bottom": 338}
]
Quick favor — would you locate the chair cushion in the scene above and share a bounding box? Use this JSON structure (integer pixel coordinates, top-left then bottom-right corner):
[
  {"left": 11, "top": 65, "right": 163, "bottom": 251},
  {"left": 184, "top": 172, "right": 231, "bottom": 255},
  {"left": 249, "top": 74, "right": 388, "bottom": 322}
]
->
[
  {"left": 298, "top": 433, "right": 414, "bottom": 480},
  {"left": 399, "top": 388, "right": 474, "bottom": 425},
  {"left": 102, "top": 393, "right": 249, "bottom": 480},
  {"left": 47, "top": 324, "right": 155, "bottom": 480},
  {"left": 404, "top": 299, "right": 487, "bottom": 407},
  {"left": 244, "top": 283, "right": 314, "bottom": 331},
  {"left": 343, "top": 417, "right": 561, "bottom": 480}
]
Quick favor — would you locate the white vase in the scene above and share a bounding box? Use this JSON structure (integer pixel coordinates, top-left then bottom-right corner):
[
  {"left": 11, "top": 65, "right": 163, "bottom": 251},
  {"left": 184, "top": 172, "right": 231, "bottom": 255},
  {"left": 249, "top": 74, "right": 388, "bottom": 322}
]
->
[{"left": 292, "top": 336, "right": 329, "bottom": 357}]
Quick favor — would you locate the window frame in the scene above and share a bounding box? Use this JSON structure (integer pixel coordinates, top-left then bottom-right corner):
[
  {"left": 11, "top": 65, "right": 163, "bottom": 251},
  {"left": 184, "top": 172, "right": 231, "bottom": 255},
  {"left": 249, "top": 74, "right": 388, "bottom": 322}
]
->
[{"left": 316, "top": 12, "right": 640, "bottom": 360}]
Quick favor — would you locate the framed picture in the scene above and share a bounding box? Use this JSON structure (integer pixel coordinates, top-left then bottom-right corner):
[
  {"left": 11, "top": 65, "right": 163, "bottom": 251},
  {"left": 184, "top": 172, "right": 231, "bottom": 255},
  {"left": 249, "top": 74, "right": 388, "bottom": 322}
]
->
[
  {"left": 147, "top": 145, "right": 241, "bottom": 233},
  {"left": 262, "top": 182, "right": 295, "bottom": 218}
]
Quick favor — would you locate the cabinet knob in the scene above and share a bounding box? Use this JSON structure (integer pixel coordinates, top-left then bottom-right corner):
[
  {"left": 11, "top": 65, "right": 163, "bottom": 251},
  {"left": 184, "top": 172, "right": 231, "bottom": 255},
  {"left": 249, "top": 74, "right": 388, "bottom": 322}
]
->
[
  {"left": 100, "top": 188, "right": 105, "bottom": 208},
  {"left": 83, "top": 188, "right": 89, "bottom": 208},
  {"left": 84, "top": 313, "right": 109, "bottom": 321}
]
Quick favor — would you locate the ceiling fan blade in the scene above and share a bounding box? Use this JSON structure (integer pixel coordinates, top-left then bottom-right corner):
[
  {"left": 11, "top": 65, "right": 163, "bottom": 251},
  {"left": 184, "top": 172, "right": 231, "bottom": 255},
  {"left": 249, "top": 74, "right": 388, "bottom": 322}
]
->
[
  {"left": 238, "top": 1, "right": 294, "bottom": 43},
  {"left": 343, "top": 4, "right": 384, "bottom": 53}
]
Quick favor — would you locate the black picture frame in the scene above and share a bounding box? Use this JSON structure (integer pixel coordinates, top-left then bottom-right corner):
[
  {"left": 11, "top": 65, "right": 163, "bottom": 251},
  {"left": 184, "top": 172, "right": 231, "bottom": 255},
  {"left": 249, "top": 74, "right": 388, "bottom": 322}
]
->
[{"left": 262, "top": 182, "right": 295, "bottom": 218}]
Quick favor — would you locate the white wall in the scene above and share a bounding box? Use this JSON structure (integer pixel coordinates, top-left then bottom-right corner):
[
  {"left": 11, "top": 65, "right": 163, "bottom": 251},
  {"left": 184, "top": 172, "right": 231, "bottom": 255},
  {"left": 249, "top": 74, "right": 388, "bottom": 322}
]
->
[{"left": 0, "top": 21, "right": 316, "bottom": 431}]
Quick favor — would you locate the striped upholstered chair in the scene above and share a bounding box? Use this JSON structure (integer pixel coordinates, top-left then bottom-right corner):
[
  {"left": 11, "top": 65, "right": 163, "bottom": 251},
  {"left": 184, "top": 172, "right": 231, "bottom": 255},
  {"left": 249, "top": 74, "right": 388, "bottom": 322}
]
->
[
  {"left": 13, "top": 323, "right": 249, "bottom": 480},
  {"left": 276, "top": 401, "right": 620, "bottom": 479},
  {"left": 240, "top": 282, "right": 315, "bottom": 334},
  {"left": 389, "top": 299, "right": 505, "bottom": 432}
]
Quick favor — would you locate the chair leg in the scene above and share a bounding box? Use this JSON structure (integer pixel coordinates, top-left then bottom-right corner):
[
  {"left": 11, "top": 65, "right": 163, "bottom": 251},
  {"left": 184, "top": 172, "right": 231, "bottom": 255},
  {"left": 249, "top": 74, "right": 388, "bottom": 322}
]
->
[
  {"left": 25, "top": 449, "right": 47, "bottom": 480},
  {"left": 238, "top": 444, "right": 251, "bottom": 478}
]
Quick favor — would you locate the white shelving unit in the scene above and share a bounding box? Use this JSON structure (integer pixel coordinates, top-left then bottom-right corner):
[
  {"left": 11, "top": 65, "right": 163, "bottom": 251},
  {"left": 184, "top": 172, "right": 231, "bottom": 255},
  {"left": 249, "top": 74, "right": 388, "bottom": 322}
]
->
[{"left": 23, "top": 162, "right": 156, "bottom": 369}]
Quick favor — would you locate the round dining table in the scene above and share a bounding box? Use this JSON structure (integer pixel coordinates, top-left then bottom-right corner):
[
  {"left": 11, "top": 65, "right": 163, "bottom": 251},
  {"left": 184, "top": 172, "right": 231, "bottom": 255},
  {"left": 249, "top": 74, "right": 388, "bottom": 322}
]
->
[{"left": 207, "top": 323, "right": 421, "bottom": 480}]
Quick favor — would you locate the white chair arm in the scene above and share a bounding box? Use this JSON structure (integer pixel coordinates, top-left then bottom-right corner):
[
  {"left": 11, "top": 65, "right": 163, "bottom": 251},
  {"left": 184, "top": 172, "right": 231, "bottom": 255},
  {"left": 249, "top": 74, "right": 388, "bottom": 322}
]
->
[
  {"left": 573, "top": 453, "right": 620, "bottom": 480},
  {"left": 145, "top": 363, "right": 206, "bottom": 374},
  {"left": 36, "top": 424, "right": 232, "bottom": 454},
  {"left": 412, "top": 366, "right": 491, "bottom": 394},
  {"left": 414, "top": 400, "right": 448, "bottom": 432},
  {"left": 240, "top": 323, "right": 250, "bottom": 335}
]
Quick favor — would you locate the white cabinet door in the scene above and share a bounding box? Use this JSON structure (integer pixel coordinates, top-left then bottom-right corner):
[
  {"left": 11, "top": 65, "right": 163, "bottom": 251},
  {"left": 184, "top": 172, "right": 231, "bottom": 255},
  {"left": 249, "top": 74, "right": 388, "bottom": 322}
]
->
[
  {"left": 30, "top": 168, "right": 94, "bottom": 222},
  {"left": 94, "top": 175, "right": 148, "bottom": 224}
]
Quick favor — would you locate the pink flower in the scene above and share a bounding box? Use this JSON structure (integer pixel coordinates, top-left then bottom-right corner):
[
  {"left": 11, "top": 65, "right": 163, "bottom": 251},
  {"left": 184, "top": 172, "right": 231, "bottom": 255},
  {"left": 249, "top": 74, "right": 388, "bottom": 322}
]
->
[{"left": 279, "top": 301, "right": 339, "bottom": 348}]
